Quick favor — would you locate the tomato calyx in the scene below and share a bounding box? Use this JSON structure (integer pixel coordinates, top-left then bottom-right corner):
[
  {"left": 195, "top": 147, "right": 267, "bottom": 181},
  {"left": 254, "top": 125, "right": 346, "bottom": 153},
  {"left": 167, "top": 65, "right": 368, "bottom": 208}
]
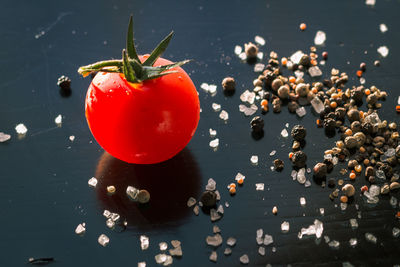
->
[{"left": 77, "top": 16, "right": 190, "bottom": 83}]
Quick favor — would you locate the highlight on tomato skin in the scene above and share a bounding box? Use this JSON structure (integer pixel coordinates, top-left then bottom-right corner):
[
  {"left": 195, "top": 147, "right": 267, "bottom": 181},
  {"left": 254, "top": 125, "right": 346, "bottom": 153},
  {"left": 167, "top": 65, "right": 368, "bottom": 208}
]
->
[{"left": 78, "top": 16, "right": 200, "bottom": 164}]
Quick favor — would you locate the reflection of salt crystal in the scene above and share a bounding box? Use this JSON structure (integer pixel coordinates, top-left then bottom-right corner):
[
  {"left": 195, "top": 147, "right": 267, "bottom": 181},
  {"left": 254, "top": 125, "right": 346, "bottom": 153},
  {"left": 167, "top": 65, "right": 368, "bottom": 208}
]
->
[
  {"left": 281, "top": 221, "right": 290, "bottom": 233},
  {"left": 15, "top": 123, "right": 28, "bottom": 135},
  {"left": 377, "top": 46, "right": 389, "bottom": 57},
  {"left": 234, "top": 45, "right": 242, "bottom": 55},
  {"left": 258, "top": 246, "right": 265, "bottom": 256},
  {"left": 219, "top": 110, "right": 229, "bottom": 121},
  {"left": 140, "top": 235, "right": 149, "bottom": 250},
  {"left": 379, "top": 24, "right": 388, "bottom": 33},
  {"left": 212, "top": 103, "right": 221, "bottom": 112},
  {"left": 281, "top": 129, "right": 288, "bottom": 138},
  {"left": 255, "top": 36, "right": 265, "bottom": 46},
  {"left": 209, "top": 138, "right": 219, "bottom": 148},
  {"left": 250, "top": 155, "right": 259, "bottom": 164},
  {"left": 255, "top": 183, "right": 264, "bottom": 191},
  {"left": 98, "top": 234, "right": 110, "bottom": 247},
  {"left": 314, "top": 31, "right": 326, "bottom": 46},
  {"left": 296, "top": 107, "right": 306, "bottom": 117}
]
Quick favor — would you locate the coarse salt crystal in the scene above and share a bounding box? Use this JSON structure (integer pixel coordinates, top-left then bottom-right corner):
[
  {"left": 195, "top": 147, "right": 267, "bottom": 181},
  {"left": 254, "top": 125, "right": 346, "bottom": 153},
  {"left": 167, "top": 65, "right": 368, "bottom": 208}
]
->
[
  {"left": 212, "top": 103, "right": 221, "bottom": 112},
  {"left": 250, "top": 155, "right": 259, "bottom": 164},
  {"left": 55, "top": 114, "right": 62, "bottom": 125},
  {"left": 140, "top": 235, "right": 149, "bottom": 250},
  {"left": 254, "top": 36, "right": 265, "bottom": 46},
  {"left": 254, "top": 63, "right": 265, "bottom": 72},
  {"left": 15, "top": 123, "right": 28, "bottom": 135},
  {"left": 379, "top": 23, "right": 388, "bottom": 33},
  {"left": 209, "top": 128, "right": 217, "bottom": 137},
  {"left": 219, "top": 110, "right": 229, "bottom": 121},
  {"left": 0, "top": 132, "right": 11, "bottom": 143},
  {"left": 377, "top": 46, "right": 389, "bottom": 57},
  {"left": 69, "top": 135, "right": 75, "bottom": 142},
  {"left": 234, "top": 45, "right": 242, "bottom": 55},
  {"left": 98, "top": 234, "right": 109, "bottom": 247},
  {"left": 365, "top": 0, "right": 376, "bottom": 6},
  {"left": 281, "top": 128, "right": 288, "bottom": 138},
  {"left": 88, "top": 177, "right": 98, "bottom": 187},
  {"left": 314, "top": 31, "right": 326, "bottom": 46},
  {"left": 209, "top": 138, "right": 219, "bottom": 148},
  {"left": 255, "top": 183, "right": 264, "bottom": 191},
  {"left": 75, "top": 223, "right": 86, "bottom": 235}
]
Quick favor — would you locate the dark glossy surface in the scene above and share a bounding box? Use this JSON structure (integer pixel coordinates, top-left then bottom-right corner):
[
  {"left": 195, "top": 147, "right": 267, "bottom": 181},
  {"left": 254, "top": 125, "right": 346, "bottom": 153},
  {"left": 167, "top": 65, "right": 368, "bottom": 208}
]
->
[{"left": 1, "top": 0, "right": 400, "bottom": 266}]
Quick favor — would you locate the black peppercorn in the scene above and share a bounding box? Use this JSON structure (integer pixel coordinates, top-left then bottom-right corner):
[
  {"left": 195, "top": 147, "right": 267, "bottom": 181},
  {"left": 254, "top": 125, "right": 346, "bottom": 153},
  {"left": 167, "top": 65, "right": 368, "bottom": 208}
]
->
[
  {"left": 291, "top": 125, "right": 307, "bottom": 141},
  {"left": 57, "top": 75, "right": 71, "bottom": 90},
  {"left": 250, "top": 116, "right": 264, "bottom": 133}
]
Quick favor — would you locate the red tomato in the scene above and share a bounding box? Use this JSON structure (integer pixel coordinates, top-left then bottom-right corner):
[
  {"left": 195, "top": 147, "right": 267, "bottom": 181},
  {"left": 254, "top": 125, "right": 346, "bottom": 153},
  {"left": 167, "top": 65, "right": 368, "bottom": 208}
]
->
[{"left": 85, "top": 55, "right": 200, "bottom": 164}]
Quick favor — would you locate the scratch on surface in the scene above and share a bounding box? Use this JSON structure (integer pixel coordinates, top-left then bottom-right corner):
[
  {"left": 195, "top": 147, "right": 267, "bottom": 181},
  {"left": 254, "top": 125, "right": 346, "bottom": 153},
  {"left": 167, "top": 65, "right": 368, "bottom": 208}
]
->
[
  {"left": 34, "top": 12, "right": 73, "bottom": 39},
  {"left": 30, "top": 126, "right": 60, "bottom": 137}
]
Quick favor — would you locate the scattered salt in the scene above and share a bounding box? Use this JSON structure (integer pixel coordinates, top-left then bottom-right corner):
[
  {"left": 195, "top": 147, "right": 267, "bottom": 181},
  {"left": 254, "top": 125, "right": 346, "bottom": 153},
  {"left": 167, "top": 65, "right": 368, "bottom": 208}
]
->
[
  {"left": 239, "top": 254, "right": 249, "bottom": 265},
  {"left": 98, "top": 234, "right": 110, "bottom": 247},
  {"left": 254, "top": 63, "right": 265, "bottom": 72},
  {"left": 254, "top": 36, "right": 265, "bottom": 46},
  {"left": 219, "top": 110, "right": 229, "bottom": 121},
  {"left": 138, "top": 262, "right": 146, "bottom": 267},
  {"left": 263, "top": 234, "right": 274, "bottom": 246},
  {"left": 209, "top": 251, "right": 217, "bottom": 262},
  {"left": 15, "top": 123, "right": 28, "bottom": 135},
  {"left": 350, "top": 219, "right": 358, "bottom": 229},
  {"left": 269, "top": 150, "right": 276, "bottom": 156},
  {"left": 209, "top": 138, "right": 219, "bottom": 148},
  {"left": 298, "top": 219, "right": 323, "bottom": 239},
  {"left": 159, "top": 242, "right": 168, "bottom": 251},
  {"left": 239, "top": 104, "right": 258, "bottom": 116},
  {"left": 328, "top": 240, "right": 340, "bottom": 249},
  {"left": 140, "top": 235, "right": 149, "bottom": 250},
  {"left": 234, "top": 45, "right": 242, "bottom": 55},
  {"left": 206, "top": 234, "right": 223, "bottom": 247},
  {"left": 257, "top": 52, "right": 263, "bottom": 60},
  {"left": 393, "top": 227, "right": 400, "bottom": 238},
  {"left": 235, "top": 173, "right": 245, "bottom": 182},
  {"left": 0, "top": 132, "right": 11, "bottom": 143},
  {"left": 300, "top": 197, "right": 306, "bottom": 206},
  {"left": 349, "top": 238, "right": 358, "bottom": 247},
  {"left": 377, "top": 46, "right": 389, "bottom": 57},
  {"left": 365, "top": 233, "right": 377, "bottom": 244},
  {"left": 379, "top": 24, "right": 388, "bottom": 33},
  {"left": 206, "top": 178, "right": 217, "bottom": 191},
  {"left": 55, "top": 114, "right": 62, "bottom": 125},
  {"left": 250, "top": 155, "right": 259, "bottom": 164},
  {"left": 208, "top": 84, "right": 217, "bottom": 94},
  {"left": 255, "top": 183, "right": 264, "bottom": 191},
  {"left": 281, "top": 221, "right": 290, "bottom": 233},
  {"left": 75, "top": 223, "right": 86, "bottom": 235},
  {"left": 212, "top": 103, "right": 221, "bottom": 112},
  {"left": 296, "top": 107, "right": 306, "bottom": 117},
  {"left": 290, "top": 51, "right": 304, "bottom": 64},
  {"left": 258, "top": 246, "right": 265, "bottom": 256},
  {"left": 365, "top": 0, "right": 376, "bottom": 6},
  {"left": 88, "top": 177, "right": 98, "bottom": 188},
  {"left": 227, "top": 237, "right": 236, "bottom": 247},
  {"left": 311, "top": 97, "right": 325, "bottom": 114},
  {"left": 240, "top": 90, "right": 256, "bottom": 104},
  {"left": 126, "top": 186, "right": 139, "bottom": 200},
  {"left": 319, "top": 208, "right": 325, "bottom": 216},
  {"left": 209, "top": 128, "right": 217, "bottom": 137},
  {"left": 314, "top": 31, "right": 326, "bottom": 46},
  {"left": 69, "top": 135, "right": 75, "bottom": 142},
  {"left": 280, "top": 128, "right": 288, "bottom": 138}
]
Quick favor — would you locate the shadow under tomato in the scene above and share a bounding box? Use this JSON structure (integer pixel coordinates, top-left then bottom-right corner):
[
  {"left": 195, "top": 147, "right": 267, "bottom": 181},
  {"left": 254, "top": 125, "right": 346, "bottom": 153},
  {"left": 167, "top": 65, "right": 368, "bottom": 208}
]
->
[{"left": 95, "top": 148, "right": 202, "bottom": 231}]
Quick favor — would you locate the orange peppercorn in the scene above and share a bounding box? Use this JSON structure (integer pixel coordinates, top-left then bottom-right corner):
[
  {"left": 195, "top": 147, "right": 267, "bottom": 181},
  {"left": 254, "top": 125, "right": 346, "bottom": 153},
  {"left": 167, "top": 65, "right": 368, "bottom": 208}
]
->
[
  {"left": 262, "top": 105, "right": 269, "bottom": 112},
  {"left": 299, "top": 23, "right": 307, "bottom": 31},
  {"left": 229, "top": 187, "right": 236, "bottom": 195},
  {"left": 289, "top": 152, "right": 294, "bottom": 159},
  {"left": 349, "top": 171, "right": 356, "bottom": 180},
  {"left": 289, "top": 76, "right": 296, "bottom": 83},
  {"left": 311, "top": 59, "right": 317, "bottom": 66},
  {"left": 237, "top": 178, "right": 244, "bottom": 185},
  {"left": 345, "top": 129, "right": 353, "bottom": 136},
  {"left": 396, "top": 211, "right": 400, "bottom": 218},
  {"left": 228, "top": 183, "right": 236, "bottom": 189},
  {"left": 340, "top": 196, "right": 348, "bottom": 203},
  {"left": 261, "top": 99, "right": 268, "bottom": 106},
  {"left": 281, "top": 57, "right": 288, "bottom": 66},
  {"left": 396, "top": 105, "right": 400, "bottom": 113},
  {"left": 361, "top": 185, "right": 368, "bottom": 193},
  {"left": 365, "top": 89, "right": 371, "bottom": 95},
  {"left": 312, "top": 88, "right": 318, "bottom": 94},
  {"left": 356, "top": 70, "right": 363, "bottom": 77},
  {"left": 316, "top": 119, "right": 323, "bottom": 128},
  {"left": 330, "top": 101, "right": 337, "bottom": 109},
  {"left": 359, "top": 111, "right": 364, "bottom": 119},
  {"left": 355, "top": 165, "right": 362, "bottom": 173}
]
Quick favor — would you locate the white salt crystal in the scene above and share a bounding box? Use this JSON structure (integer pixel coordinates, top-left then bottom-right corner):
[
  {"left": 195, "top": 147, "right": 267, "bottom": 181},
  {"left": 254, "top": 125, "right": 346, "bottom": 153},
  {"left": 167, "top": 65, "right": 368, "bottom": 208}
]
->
[
  {"left": 239, "top": 254, "right": 249, "bottom": 265},
  {"left": 15, "top": 123, "right": 28, "bottom": 135},
  {"left": 209, "top": 138, "right": 219, "bottom": 148},
  {"left": 366, "top": 0, "right": 376, "bottom": 6},
  {"left": 239, "top": 52, "right": 247, "bottom": 60},
  {"left": 140, "top": 235, "right": 149, "bottom": 250},
  {"left": 209, "top": 251, "right": 217, "bottom": 262},
  {"left": 250, "top": 155, "right": 259, "bottom": 164},
  {"left": 75, "top": 223, "right": 86, "bottom": 235},
  {"left": 258, "top": 246, "right": 265, "bottom": 256},
  {"left": 257, "top": 52, "right": 263, "bottom": 60},
  {"left": 254, "top": 63, "right": 265, "bottom": 72},
  {"left": 319, "top": 208, "right": 325, "bottom": 215},
  {"left": 255, "top": 183, "right": 264, "bottom": 191},
  {"left": 234, "top": 45, "right": 242, "bottom": 55},
  {"left": 300, "top": 197, "right": 306, "bottom": 206},
  {"left": 239, "top": 104, "right": 258, "bottom": 116},
  {"left": 393, "top": 227, "right": 400, "bottom": 237},
  {"left": 328, "top": 240, "right": 340, "bottom": 248},
  {"left": 297, "top": 168, "right": 306, "bottom": 184},
  {"left": 55, "top": 114, "right": 62, "bottom": 125},
  {"left": 269, "top": 150, "right": 276, "bottom": 156},
  {"left": 304, "top": 180, "right": 311, "bottom": 187},
  {"left": 138, "top": 262, "right": 146, "bottom": 267},
  {"left": 219, "top": 110, "right": 229, "bottom": 121},
  {"left": 365, "top": 233, "right": 377, "bottom": 244},
  {"left": 379, "top": 23, "right": 388, "bottom": 33},
  {"left": 0, "top": 132, "right": 11, "bottom": 143},
  {"left": 159, "top": 242, "right": 168, "bottom": 251},
  {"left": 235, "top": 173, "right": 245, "bottom": 181},
  {"left": 263, "top": 234, "right": 273, "bottom": 246},
  {"left": 311, "top": 97, "right": 324, "bottom": 114},
  {"left": 397, "top": 96, "right": 400, "bottom": 105},
  {"left": 281, "top": 221, "right": 290, "bottom": 233},
  {"left": 206, "top": 178, "right": 217, "bottom": 191},
  {"left": 69, "top": 135, "right": 75, "bottom": 142},
  {"left": 296, "top": 107, "right": 306, "bottom": 117},
  {"left": 209, "top": 128, "right": 217, "bottom": 137},
  {"left": 208, "top": 84, "right": 217, "bottom": 94},
  {"left": 88, "top": 177, "right": 98, "bottom": 187},
  {"left": 280, "top": 128, "right": 288, "bottom": 138},
  {"left": 200, "top": 83, "right": 209, "bottom": 92},
  {"left": 226, "top": 237, "right": 236, "bottom": 247},
  {"left": 126, "top": 186, "right": 139, "bottom": 200},
  {"left": 98, "top": 234, "right": 110, "bottom": 247},
  {"left": 314, "top": 31, "right": 326, "bottom": 46},
  {"left": 212, "top": 103, "right": 221, "bottom": 111},
  {"left": 290, "top": 50, "right": 304, "bottom": 64},
  {"left": 240, "top": 90, "right": 256, "bottom": 104},
  {"left": 377, "top": 46, "right": 389, "bottom": 57},
  {"left": 255, "top": 36, "right": 265, "bottom": 46}
]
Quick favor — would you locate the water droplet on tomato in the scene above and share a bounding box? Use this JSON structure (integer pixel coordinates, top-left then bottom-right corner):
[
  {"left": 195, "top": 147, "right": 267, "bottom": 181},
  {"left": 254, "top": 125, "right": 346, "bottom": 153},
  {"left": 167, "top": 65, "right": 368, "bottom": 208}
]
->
[{"left": 178, "top": 76, "right": 182, "bottom": 81}]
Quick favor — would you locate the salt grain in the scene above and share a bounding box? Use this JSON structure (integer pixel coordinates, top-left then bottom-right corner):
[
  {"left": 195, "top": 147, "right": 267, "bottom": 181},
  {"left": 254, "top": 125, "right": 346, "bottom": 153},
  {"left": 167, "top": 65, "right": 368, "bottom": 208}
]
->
[
  {"left": 255, "top": 183, "right": 264, "bottom": 191},
  {"left": 75, "top": 223, "right": 86, "bottom": 235},
  {"left": 377, "top": 46, "right": 389, "bottom": 57},
  {"left": 239, "top": 254, "right": 249, "bottom": 265},
  {"left": 379, "top": 23, "right": 388, "bottom": 33},
  {"left": 219, "top": 110, "right": 229, "bottom": 121},
  {"left": 281, "top": 221, "right": 290, "bottom": 233},
  {"left": 296, "top": 107, "right": 306, "bottom": 117},
  {"left": 393, "top": 227, "right": 400, "bottom": 237},
  {"left": 98, "top": 234, "right": 110, "bottom": 247},
  {"left": 15, "top": 123, "right": 28, "bottom": 135},
  {"left": 300, "top": 197, "right": 306, "bottom": 206},
  {"left": 209, "top": 128, "right": 217, "bottom": 137},
  {"left": 314, "top": 31, "right": 326, "bottom": 46},
  {"left": 234, "top": 45, "right": 242, "bottom": 55},
  {"left": 328, "top": 240, "right": 340, "bottom": 249},
  {"left": 140, "top": 235, "right": 149, "bottom": 250},
  {"left": 88, "top": 177, "right": 98, "bottom": 188},
  {"left": 365, "top": 233, "right": 377, "bottom": 244},
  {"left": 227, "top": 237, "right": 236, "bottom": 247},
  {"left": 159, "top": 242, "right": 168, "bottom": 251},
  {"left": 258, "top": 247, "right": 265, "bottom": 256},
  {"left": 0, "top": 132, "right": 11, "bottom": 143},
  {"left": 212, "top": 103, "right": 221, "bottom": 112},
  {"left": 254, "top": 63, "right": 265, "bottom": 72},
  {"left": 55, "top": 114, "right": 62, "bottom": 125},
  {"left": 349, "top": 238, "right": 358, "bottom": 247},
  {"left": 269, "top": 150, "right": 276, "bottom": 156},
  {"left": 365, "top": 0, "right": 376, "bottom": 6},
  {"left": 209, "top": 138, "right": 219, "bottom": 148},
  {"left": 254, "top": 36, "right": 265, "bottom": 46},
  {"left": 69, "top": 135, "right": 75, "bottom": 142},
  {"left": 280, "top": 128, "right": 288, "bottom": 138},
  {"left": 250, "top": 155, "right": 259, "bottom": 164}
]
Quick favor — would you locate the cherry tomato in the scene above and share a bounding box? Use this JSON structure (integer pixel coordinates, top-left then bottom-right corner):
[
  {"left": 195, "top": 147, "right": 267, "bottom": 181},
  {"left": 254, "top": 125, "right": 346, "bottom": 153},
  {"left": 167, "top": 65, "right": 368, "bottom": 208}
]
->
[{"left": 85, "top": 55, "right": 200, "bottom": 164}]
